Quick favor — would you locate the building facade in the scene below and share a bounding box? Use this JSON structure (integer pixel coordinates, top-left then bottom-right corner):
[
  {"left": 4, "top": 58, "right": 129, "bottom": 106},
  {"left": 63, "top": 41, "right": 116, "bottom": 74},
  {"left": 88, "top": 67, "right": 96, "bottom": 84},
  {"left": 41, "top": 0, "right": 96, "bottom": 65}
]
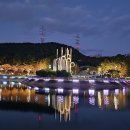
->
[{"left": 53, "top": 47, "right": 75, "bottom": 73}]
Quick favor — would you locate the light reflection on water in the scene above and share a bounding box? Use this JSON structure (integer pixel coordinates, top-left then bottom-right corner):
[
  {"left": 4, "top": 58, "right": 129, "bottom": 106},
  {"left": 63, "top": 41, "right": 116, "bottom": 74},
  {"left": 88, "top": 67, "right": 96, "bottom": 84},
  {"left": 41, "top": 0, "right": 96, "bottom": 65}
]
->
[
  {"left": 0, "top": 84, "right": 130, "bottom": 130},
  {"left": 0, "top": 85, "right": 128, "bottom": 114}
]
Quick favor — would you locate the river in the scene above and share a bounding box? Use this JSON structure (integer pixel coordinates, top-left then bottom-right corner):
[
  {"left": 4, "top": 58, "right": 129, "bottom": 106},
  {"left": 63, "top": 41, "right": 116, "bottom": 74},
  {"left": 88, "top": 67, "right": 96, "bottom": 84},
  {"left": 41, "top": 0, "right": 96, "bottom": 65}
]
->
[{"left": 0, "top": 83, "right": 130, "bottom": 130}]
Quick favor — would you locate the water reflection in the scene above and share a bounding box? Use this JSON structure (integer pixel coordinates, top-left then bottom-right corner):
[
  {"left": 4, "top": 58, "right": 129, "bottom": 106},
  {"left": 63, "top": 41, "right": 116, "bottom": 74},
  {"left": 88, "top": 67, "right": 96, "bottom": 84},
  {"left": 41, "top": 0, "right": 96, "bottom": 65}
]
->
[
  {"left": 55, "top": 95, "right": 71, "bottom": 122},
  {"left": 0, "top": 84, "right": 129, "bottom": 123},
  {"left": 89, "top": 96, "right": 95, "bottom": 106},
  {"left": 96, "top": 88, "right": 127, "bottom": 110}
]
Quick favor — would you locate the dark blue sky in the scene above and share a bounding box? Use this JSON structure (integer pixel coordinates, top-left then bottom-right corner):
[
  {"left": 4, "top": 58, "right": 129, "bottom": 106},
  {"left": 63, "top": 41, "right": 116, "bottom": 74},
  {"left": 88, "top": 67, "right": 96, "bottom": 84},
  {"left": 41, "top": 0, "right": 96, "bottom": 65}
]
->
[{"left": 0, "top": 0, "right": 130, "bottom": 56}]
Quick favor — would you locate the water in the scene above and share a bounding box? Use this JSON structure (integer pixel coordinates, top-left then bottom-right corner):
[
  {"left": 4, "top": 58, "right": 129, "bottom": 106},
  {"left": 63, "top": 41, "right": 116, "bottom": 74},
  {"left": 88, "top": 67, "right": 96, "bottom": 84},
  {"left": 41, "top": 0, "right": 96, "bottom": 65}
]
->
[{"left": 0, "top": 84, "right": 130, "bottom": 130}]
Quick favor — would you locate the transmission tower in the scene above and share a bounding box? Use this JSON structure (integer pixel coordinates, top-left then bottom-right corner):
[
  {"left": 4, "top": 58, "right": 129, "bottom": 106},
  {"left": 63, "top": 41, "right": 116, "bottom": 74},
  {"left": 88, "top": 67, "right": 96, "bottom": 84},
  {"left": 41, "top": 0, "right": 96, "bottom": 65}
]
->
[
  {"left": 75, "top": 33, "right": 80, "bottom": 51},
  {"left": 40, "top": 25, "right": 45, "bottom": 44}
]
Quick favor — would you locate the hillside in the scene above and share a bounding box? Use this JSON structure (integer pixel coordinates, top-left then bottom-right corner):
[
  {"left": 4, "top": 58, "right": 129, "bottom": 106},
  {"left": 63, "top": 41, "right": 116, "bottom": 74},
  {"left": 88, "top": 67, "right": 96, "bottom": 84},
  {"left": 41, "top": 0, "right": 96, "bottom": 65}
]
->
[{"left": 0, "top": 42, "right": 104, "bottom": 66}]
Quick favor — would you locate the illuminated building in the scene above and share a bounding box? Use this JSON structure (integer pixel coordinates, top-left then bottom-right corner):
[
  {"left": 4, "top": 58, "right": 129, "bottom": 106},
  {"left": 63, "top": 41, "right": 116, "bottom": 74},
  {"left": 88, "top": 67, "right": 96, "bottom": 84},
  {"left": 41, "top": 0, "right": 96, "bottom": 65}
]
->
[{"left": 53, "top": 47, "right": 75, "bottom": 73}]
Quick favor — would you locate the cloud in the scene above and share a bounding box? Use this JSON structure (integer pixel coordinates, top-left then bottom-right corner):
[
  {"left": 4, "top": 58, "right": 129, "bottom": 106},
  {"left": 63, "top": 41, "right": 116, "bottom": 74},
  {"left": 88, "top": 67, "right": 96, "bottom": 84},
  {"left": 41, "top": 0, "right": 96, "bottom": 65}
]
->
[
  {"left": 38, "top": 6, "right": 100, "bottom": 37},
  {"left": 1, "top": 0, "right": 129, "bottom": 40},
  {"left": 0, "top": 0, "right": 26, "bottom": 4},
  {"left": 0, "top": 2, "right": 34, "bottom": 23},
  {"left": 0, "top": 0, "right": 101, "bottom": 37},
  {"left": 108, "top": 15, "right": 130, "bottom": 37}
]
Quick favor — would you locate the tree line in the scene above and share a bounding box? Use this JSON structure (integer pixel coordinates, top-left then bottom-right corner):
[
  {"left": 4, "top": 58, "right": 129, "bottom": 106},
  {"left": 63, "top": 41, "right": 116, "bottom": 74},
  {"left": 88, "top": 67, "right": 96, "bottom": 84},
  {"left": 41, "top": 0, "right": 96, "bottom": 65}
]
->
[{"left": 0, "top": 42, "right": 130, "bottom": 76}]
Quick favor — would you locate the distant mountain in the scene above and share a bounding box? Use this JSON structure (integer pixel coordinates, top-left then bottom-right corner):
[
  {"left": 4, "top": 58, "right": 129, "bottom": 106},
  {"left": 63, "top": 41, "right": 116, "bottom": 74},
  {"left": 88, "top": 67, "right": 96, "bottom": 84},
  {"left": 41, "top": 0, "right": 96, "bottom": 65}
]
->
[{"left": 0, "top": 42, "right": 104, "bottom": 66}]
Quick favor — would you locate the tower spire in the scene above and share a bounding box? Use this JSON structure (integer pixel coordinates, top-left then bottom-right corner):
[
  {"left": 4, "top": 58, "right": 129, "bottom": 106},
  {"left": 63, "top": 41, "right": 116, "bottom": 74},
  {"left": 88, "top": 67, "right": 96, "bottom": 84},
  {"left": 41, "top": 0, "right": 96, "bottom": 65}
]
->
[{"left": 56, "top": 49, "right": 59, "bottom": 58}]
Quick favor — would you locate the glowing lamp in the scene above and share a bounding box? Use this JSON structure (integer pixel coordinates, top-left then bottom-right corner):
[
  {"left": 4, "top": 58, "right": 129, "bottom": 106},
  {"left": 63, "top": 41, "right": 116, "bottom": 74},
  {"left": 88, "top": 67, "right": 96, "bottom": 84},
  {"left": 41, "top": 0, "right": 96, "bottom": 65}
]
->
[
  {"left": 115, "top": 89, "right": 119, "bottom": 95},
  {"left": 34, "top": 87, "right": 39, "bottom": 91},
  {"left": 44, "top": 78, "right": 50, "bottom": 82},
  {"left": 103, "top": 89, "right": 109, "bottom": 96},
  {"left": 57, "top": 88, "right": 64, "bottom": 93},
  {"left": 88, "top": 89, "right": 95, "bottom": 96},
  {"left": 72, "top": 79, "right": 79, "bottom": 83},
  {"left": 28, "top": 86, "right": 32, "bottom": 89},
  {"left": 73, "top": 89, "right": 79, "bottom": 94},
  {"left": 57, "top": 79, "right": 64, "bottom": 82},
  {"left": 10, "top": 82, "right": 15, "bottom": 85},
  {"left": 3, "top": 81, "right": 7, "bottom": 85},
  {"left": 18, "top": 82, "right": 21, "bottom": 85},
  {"left": 89, "top": 79, "right": 95, "bottom": 84},
  {"left": 103, "top": 80, "right": 109, "bottom": 83},
  {"left": 45, "top": 88, "right": 50, "bottom": 93},
  {"left": 3, "top": 76, "right": 7, "bottom": 79}
]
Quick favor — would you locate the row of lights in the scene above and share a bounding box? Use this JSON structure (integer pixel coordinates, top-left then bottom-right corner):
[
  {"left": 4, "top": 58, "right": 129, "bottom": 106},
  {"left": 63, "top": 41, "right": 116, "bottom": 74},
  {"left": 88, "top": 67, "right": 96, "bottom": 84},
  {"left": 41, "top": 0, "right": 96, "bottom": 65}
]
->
[
  {"left": 2, "top": 80, "right": 126, "bottom": 96},
  {"left": 30, "top": 78, "right": 94, "bottom": 83},
  {"left": 29, "top": 78, "right": 130, "bottom": 85},
  {"left": 33, "top": 87, "right": 79, "bottom": 94},
  {"left": 2, "top": 81, "right": 22, "bottom": 85},
  {"left": 2, "top": 76, "right": 25, "bottom": 79},
  {"left": 32, "top": 87, "right": 126, "bottom": 96}
]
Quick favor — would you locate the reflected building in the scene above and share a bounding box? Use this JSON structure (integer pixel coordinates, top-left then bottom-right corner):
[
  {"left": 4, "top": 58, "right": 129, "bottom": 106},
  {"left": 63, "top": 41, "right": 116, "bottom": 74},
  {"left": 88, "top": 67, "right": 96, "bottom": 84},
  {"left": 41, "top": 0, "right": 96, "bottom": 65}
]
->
[
  {"left": 73, "top": 96, "right": 79, "bottom": 112},
  {"left": 89, "top": 96, "right": 96, "bottom": 106},
  {"left": 52, "top": 95, "right": 72, "bottom": 122}
]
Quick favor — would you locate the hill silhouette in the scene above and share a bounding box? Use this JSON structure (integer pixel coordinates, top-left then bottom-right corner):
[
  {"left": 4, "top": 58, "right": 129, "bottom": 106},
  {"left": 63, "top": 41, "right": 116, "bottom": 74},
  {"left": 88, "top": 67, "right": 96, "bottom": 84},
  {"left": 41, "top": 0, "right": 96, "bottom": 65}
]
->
[{"left": 0, "top": 42, "right": 104, "bottom": 66}]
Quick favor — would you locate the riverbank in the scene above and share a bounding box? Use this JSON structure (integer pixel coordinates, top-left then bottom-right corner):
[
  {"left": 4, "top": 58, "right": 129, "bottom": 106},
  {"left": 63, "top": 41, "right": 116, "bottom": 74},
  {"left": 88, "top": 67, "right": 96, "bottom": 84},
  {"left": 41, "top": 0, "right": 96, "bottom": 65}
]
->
[{"left": 23, "top": 77, "right": 130, "bottom": 92}]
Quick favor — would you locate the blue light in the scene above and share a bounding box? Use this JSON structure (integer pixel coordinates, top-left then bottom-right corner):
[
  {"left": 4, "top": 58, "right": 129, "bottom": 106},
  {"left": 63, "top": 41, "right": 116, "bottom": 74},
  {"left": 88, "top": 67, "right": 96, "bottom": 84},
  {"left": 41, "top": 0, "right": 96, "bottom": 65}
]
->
[
  {"left": 103, "top": 80, "right": 109, "bottom": 83},
  {"left": 88, "top": 89, "right": 95, "bottom": 96},
  {"left": 73, "top": 89, "right": 79, "bottom": 94},
  {"left": 3, "top": 81, "right": 7, "bottom": 85},
  {"left": 45, "top": 88, "right": 50, "bottom": 93},
  {"left": 89, "top": 79, "right": 95, "bottom": 84},
  {"left": 115, "top": 89, "right": 119, "bottom": 95},
  {"left": 57, "top": 88, "right": 64, "bottom": 93},
  {"left": 103, "top": 90, "right": 109, "bottom": 96},
  {"left": 44, "top": 78, "right": 50, "bottom": 82},
  {"left": 57, "top": 79, "right": 64, "bottom": 82},
  {"left": 3, "top": 76, "right": 7, "bottom": 79},
  {"left": 72, "top": 79, "right": 79, "bottom": 83}
]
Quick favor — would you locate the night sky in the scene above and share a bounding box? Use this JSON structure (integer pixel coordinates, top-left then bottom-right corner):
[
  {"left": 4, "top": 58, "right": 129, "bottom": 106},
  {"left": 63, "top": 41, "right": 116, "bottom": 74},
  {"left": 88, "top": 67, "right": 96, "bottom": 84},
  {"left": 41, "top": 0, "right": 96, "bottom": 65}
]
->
[{"left": 0, "top": 0, "right": 130, "bottom": 56}]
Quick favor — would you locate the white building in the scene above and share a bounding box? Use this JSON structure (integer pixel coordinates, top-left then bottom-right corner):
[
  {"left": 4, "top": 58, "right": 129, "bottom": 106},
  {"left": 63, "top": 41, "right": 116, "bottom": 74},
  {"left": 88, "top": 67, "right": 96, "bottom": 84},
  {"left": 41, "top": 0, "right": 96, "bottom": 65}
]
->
[{"left": 53, "top": 47, "right": 75, "bottom": 73}]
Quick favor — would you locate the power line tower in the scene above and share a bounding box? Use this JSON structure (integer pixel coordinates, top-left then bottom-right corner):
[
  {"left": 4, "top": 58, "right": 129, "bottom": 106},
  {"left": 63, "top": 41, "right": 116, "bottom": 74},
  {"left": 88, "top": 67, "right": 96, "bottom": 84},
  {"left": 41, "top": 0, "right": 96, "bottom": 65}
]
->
[
  {"left": 40, "top": 25, "right": 45, "bottom": 44},
  {"left": 75, "top": 33, "right": 80, "bottom": 51}
]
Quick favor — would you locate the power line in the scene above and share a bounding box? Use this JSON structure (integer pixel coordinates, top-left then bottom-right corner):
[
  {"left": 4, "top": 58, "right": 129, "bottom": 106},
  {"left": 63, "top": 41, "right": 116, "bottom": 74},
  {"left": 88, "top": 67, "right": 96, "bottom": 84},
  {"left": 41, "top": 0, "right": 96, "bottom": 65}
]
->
[{"left": 75, "top": 33, "right": 80, "bottom": 51}]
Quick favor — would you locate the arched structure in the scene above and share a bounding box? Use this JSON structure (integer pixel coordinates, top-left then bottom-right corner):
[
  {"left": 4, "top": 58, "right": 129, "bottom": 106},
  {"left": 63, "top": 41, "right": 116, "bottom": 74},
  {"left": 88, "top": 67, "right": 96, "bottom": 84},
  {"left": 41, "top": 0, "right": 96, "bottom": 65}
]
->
[{"left": 53, "top": 47, "right": 75, "bottom": 73}]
